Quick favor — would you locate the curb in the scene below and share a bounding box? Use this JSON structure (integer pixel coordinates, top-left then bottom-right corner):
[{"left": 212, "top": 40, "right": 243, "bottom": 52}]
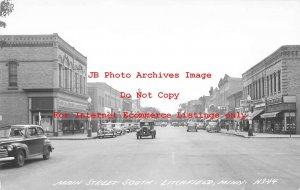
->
[
  {"left": 220, "top": 131, "right": 300, "bottom": 138},
  {"left": 48, "top": 136, "right": 98, "bottom": 140}
]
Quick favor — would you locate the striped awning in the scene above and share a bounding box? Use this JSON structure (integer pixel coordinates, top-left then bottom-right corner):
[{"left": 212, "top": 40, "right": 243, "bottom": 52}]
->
[{"left": 260, "top": 112, "right": 280, "bottom": 119}]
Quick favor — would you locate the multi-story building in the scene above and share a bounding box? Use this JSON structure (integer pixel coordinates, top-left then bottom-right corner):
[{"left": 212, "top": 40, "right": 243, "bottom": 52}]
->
[
  {"left": 242, "top": 45, "right": 300, "bottom": 134},
  {"left": 0, "top": 34, "right": 88, "bottom": 136},
  {"left": 87, "top": 82, "right": 122, "bottom": 125},
  {"left": 217, "top": 74, "right": 242, "bottom": 113}
]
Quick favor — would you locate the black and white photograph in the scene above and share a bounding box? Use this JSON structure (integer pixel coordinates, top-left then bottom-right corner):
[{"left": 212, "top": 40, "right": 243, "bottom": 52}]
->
[{"left": 0, "top": 0, "right": 300, "bottom": 189}]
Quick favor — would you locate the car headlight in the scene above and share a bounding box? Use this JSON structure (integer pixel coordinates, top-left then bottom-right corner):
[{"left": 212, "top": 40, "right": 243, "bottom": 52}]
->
[{"left": 7, "top": 145, "right": 13, "bottom": 151}]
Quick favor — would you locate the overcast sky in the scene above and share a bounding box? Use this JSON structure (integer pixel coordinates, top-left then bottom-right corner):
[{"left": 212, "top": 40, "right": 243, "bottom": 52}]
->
[{"left": 1, "top": 0, "right": 300, "bottom": 113}]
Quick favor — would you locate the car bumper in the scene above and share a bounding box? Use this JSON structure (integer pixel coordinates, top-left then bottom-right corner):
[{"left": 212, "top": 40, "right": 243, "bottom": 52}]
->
[{"left": 0, "top": 157, "right": 15, "bottom": 162}]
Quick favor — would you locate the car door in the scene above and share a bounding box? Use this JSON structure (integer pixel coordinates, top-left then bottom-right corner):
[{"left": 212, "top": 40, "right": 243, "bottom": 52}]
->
[
  {"left": 26, "top": 127, "right": 41, "bottom": 156},
  {"left": 36, "top": 127, "right": 46, "bottom": 153}
]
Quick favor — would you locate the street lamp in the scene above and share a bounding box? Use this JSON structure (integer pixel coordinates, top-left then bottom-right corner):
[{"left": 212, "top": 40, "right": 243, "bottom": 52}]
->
[
  {"left": 87, "top": 96, "right": 92, "bottom": 137},
  {"left": 247, "top": 95, "right": 253, "bottom": 136}
]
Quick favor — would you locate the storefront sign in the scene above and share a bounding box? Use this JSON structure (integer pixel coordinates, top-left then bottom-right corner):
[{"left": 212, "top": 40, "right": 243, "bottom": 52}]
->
[
  {"left": 283, "top": 96, "right": 296, "bottom": 103},
  {"left": 240, "top": 99, "right": 253, "bottom": 107}
]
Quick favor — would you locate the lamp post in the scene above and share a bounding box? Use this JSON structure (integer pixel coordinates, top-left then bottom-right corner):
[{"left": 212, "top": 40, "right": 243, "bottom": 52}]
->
[
  {"left": 247, "top": 95, "right": 253, "bottom": 136},
  {"left": 87, "top": 96, "right": 92, "bottom": 137}
]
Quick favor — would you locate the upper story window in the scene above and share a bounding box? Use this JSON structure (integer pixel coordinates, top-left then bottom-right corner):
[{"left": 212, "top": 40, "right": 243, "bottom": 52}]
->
[
  {"left": 274, "top": 72, "right": 276, "bottom": 93},
  {"left": 8, "top": 61, "right": 18, "bottom": 87},
  {"left": 278, "top": 70, "right": 281, "bottom": 92},
  {"left": 267, "top": 76, "right": 269, "bottom": 96}
]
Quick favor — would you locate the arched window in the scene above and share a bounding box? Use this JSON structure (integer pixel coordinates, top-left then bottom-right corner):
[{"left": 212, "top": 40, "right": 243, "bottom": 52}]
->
[
  {"left": 274, "top": 73, "right": 276, "bottom": 93},
  {"left": 59, "top": 63, "right": 63, "bottom": 87},
  {"left": 278, "top": 70, "right": 281, "bottom": 92}
]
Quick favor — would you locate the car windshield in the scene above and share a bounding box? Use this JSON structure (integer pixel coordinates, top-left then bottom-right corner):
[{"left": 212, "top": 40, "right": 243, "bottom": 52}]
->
[{"left": 0, "top": 126, "right": 25, "bottom": 138}]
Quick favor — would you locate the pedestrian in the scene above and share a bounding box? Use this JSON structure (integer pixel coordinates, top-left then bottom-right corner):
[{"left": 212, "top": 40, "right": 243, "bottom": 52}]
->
[{"left": 271, "top": 123, "right": 274, "bottom": 134}]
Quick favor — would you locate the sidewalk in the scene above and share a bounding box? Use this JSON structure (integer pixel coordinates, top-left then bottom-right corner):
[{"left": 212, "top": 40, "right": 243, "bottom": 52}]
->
[
  {"left": 47, "top": 132, "right": 98, "bottom": 140},
  {"left": 220, "top": 129, "right": 300, "bottom": 138}
]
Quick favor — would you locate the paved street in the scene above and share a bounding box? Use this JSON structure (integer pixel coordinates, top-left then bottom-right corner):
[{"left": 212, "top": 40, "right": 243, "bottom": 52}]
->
[{"left": 1, "top": 126, "right": 300, "bottom": 190}]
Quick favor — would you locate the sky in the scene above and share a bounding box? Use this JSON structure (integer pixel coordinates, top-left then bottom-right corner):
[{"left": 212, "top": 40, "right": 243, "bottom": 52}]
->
[{"left": 1, "top": 0, "right": 300, "bottom": 113}]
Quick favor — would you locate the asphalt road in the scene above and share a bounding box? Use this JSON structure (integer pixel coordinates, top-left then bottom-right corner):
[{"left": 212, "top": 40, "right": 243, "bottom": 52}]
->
[{"left": 1, "top": 126, "right": 300, "bottom": 190}]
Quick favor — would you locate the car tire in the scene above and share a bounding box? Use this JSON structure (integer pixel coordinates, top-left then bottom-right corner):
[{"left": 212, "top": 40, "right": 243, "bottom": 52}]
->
[
  {"left": 14, "top": 149, "right": 25, "bottom": 167},
  {"left": 43, "top": 147, "right": 50, "bottom": 160}
]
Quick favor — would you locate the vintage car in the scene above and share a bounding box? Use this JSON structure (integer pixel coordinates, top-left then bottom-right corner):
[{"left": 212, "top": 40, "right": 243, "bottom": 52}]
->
[
  {"left": 0, "top": 125, "right": 54, "bottom": 167},
  {"left": 187, "top": 122, "right": 198, "bottom": 132},
  {"left": 171, "top": 122, "right": 179, "bottom": 127},
  {"left": 161, "top": 122, "right": 168, "bottom": 127},
  {"left": 197, "top": 120, "right": 206, "bottom": 130},
  {"left": 113, "top": 123, "right": 126, "bottom": 135},
  {"left": 97, "top": 123, "right": 117, "bottom": 138},
  {"left": 136, "top": 119, "right": 156, "bottom": 139},
  {"left": 206, "top": 121, "right": 221, "bottom": 133}
]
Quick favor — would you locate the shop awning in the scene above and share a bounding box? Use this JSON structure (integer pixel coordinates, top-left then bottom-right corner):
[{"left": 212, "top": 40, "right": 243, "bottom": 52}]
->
[
  {"left": 260, "top": 112, "right": 280, "bottom": 119},
  {"left": 249, "top": 109, "right": 264, "bottom": 120}
]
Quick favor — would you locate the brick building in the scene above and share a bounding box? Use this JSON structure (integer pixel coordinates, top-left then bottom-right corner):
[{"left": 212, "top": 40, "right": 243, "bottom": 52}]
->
[
  {"left": 0, "top": 34, "right": 88, "bottom": 136},
  {"left": 87, "top": 82, "right": 122, "bottom": 126},
  {"left": 242, "top": 45, "right": 300, "bottom": 134}
]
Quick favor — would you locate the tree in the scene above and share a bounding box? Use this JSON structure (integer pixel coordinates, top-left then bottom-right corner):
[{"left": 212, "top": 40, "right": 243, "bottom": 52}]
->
[{"left": 0, "top": 0, "right": 14, "bottom": 28}]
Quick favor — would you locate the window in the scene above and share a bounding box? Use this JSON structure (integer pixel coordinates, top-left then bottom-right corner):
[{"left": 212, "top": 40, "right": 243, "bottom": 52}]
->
[
  {"left": 64, "top": 66, "right": 69, "bottom": 89},
  {"left": 59, "top": 64, "right": 63, "bottom": 87},
  {"left": 75, "top": 73, "right": 78, "bottom": 93},
  {"left": 37, "top": 127, "right": 45, "bottom": 135},
  {"left": 267, "top": 76, "right": 269, "bottom": 96},
  {"left": 262, "top": 77, "right": 265, "bottom": 97},
  {"left": 70, "top": 69, "right": 73, "bottom": 91},
  {"left": 258, "top": 79, "right": 261, "bottom": 99},
  {"left": 80, "top": 75, "right": 83, "bottom": 94},
  {"left": 274, "top": 73, "right": 276, "bottom": 93},
  {"left": 270, "top": 75, "right": 273, "bottom": 94},
  {"left": 27, "top": 127, "right": 37, "bottom": 136},
  {"left": 278, "top": 70, "right": 281, "bottom": 92},
  {"left": 8, "top": 61, "right": 18, "bottom": 87}
]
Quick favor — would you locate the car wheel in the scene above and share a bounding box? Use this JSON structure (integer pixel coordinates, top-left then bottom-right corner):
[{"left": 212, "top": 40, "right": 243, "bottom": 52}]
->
[
  {"left": 43, "top": 148, "right": 50, "bottom": 160},
  {"left": 14, "top": 149, "right": 25, "bottom": 167}
]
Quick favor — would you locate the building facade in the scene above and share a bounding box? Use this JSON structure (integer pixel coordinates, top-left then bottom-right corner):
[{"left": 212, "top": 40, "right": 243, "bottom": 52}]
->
[
  {"left": 0, "top": 34, "right": 88, "bottom": 136},
  {"left": 87, "top": 82, "right": 122, "bottom": 126},
  {"left": 242, "top": 45, "right": 300, "bottom": 134}
]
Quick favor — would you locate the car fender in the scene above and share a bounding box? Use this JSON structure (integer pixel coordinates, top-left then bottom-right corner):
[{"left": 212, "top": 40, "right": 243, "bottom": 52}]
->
[
  {"left": 11, "top": 143, "right": 29, "bottom": 159},
  {"left": 43, "top": 139, "right": 53, "bottom": 153}
]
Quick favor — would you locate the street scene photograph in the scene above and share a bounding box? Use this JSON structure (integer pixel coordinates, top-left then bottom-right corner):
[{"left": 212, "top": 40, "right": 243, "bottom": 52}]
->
[{"left": 0, "top": 0, "right": 300, "bottom": 189}]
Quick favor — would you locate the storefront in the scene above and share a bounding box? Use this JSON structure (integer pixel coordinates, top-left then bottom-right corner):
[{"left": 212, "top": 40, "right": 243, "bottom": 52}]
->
[
  {"left": 27, "top": 90, "right": 88, "bottom": 136},
  {"left": 261, "top": 111, "right": 296, "bottom": 134}
]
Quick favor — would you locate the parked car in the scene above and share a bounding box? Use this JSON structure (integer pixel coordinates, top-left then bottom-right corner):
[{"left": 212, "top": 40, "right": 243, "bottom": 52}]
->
[
  {"left": 161, "top": 122, "right": 168, "bottom": 127},
  {"left": 123, "top": 123, "right": 135, "bottom": 133},
  {"left": 113, "top": 123, "right": 126, "bottom": 135},
  {"left": 97, "top": 123, "right": 117, "bottom": 138},
  {"left": 0, "top": 125, "right": 54, "bottom": 167},
  {"left": 171, "top": 122, "right": 179, "bottom": 127},
  {"left": 206, "top": 122, "right": 221, "bottom": 133},
  {"left": 197, "top": 120, "right": 206, "bottom": 130},
  {"left": 136, "top": 119, "right": 156, "bottom": 139},
  {"left": 187, "top": 122, "right": 198, "bottom": 132}
]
